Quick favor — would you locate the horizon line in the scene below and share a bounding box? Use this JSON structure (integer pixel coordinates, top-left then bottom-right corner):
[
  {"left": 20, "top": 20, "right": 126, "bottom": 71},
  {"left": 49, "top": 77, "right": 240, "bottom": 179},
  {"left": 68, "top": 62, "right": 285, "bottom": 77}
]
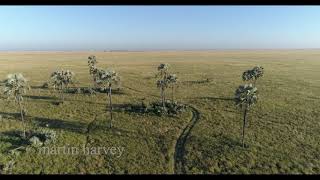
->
[{"left": 1, "top": 48, "right": 320, "bottom": 52}]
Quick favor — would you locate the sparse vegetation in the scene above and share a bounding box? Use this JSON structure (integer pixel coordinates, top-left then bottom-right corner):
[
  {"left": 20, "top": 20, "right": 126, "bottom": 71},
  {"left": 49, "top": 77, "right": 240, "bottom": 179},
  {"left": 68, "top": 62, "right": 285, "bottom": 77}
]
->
[
  {"left": 0, "top": 51, "right": 319, "bottom": 174},
  {"left": 2, "top": 73, "right": 29, "bottom": 138}
]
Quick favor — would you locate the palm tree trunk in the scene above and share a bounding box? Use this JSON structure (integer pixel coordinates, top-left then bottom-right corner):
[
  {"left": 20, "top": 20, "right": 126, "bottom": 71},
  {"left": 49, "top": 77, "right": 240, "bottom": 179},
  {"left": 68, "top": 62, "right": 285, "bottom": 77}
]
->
[
  {"left": 163, "top": 87, "right": 166, "bottom": 103},
  {"left": 108, "top": 85, "right": 113, "bottom": 128},
  {"left": 18, "top": 98, "right": 26, "bottom": 138},
  {"left": 242, "top": 108, "right": 248, "bottom": 148},
  {"left": 171, "top": 85, "right": 174, "bottom": 102},
  {"left": 93, "top": 76, "right": 97, "bottom": 88},
  {"left": 161, "top": 86, "right": 165, "bottom": 108},
  {"left": 60, "top": 84, "right": 64, "bottom": 102}
]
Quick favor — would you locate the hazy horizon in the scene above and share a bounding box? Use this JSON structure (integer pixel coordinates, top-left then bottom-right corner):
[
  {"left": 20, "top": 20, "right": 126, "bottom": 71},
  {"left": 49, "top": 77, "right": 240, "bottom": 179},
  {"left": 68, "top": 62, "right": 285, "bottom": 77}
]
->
[{"left": 1, "top": 6, "right": 320, "bottom": 51}]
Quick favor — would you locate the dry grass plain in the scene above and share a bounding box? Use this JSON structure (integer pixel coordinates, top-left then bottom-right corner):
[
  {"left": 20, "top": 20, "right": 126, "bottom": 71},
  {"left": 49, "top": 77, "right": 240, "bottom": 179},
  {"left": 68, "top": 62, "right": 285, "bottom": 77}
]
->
[{"left": 0, "top": 50, "right": 319, "bottom": 174}]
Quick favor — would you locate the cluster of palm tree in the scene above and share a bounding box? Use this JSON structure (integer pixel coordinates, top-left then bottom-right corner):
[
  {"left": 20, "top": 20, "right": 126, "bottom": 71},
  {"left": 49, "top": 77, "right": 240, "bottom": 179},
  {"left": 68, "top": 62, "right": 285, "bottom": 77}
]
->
[
  {"left": 0, "top": 56, "right": 265, "bottom": 148},
  {"left": 156, "top": 63, "right": 178, "bottom": 108},
  {"left": 235, "top": 65, "right": 264, "bottom": 147}
]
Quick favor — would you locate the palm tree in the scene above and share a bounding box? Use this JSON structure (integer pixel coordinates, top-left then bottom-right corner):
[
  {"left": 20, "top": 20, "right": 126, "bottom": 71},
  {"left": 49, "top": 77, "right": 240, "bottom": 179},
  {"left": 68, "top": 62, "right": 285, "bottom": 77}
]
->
[
  {"left": 242, "top": 69, "right": 254, "bottom": 82},
  {"left": 96, "top": 69, "right": 121, "bottom": 128},
  {"left": 242, "top": 66, "right": 264, "bottom": 86},
  {"left": 252, "top": 66, "right": 264, "bottom": 86},
  {"left": 234, "top": 84, "right": 258, "bottom": 148},
  {"left": 88, "top": 55, "right": 99, "bottom": 87},
  {"left": 166, "top": 74, "right": 178, "bottom": 102},
  {"left": 157, "top": 79, "right": 168, "bottom": 108},
  {"left": 88, "top": 55, "right": 97, "bottom": 65},
  {"left": 156, "top": 63, "right": 170, "bottom": 107},
  {"left": 3, "top": 73, "right": 30, "bottom": 138},
  {"left": 157, "top": 63, "right": 169, "bottom": 79},
  {"left": 50, "top": 70, "right": 75, "bottom": 102}
]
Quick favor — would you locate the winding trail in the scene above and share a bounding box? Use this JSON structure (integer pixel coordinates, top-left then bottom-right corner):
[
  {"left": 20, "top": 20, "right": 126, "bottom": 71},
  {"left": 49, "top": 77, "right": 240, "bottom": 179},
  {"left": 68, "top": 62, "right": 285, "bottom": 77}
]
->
[
  {"left": 173, "top": 106, "right": 200, "bottom": 174},
  {"left": 122, "top": 85, "right": 202, "bottom": 174}
]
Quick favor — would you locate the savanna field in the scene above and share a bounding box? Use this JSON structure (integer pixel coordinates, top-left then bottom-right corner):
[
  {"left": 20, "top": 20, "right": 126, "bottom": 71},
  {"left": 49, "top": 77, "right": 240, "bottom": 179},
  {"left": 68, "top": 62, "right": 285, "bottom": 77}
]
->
[{"left": 0, "top": 50, "right": 319, "bottom": 174}]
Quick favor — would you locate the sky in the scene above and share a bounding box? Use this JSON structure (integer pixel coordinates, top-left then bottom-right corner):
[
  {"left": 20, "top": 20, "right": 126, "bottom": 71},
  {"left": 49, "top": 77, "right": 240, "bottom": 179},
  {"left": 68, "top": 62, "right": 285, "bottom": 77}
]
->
[{"left": 0, "top": 6, "right": 320, "bottom": 51}]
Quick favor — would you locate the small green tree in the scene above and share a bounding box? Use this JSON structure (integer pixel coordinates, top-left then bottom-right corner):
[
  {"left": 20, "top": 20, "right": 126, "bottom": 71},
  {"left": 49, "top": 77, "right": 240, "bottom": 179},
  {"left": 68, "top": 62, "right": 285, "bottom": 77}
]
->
[
  {"left": 166, "top": 74, "right": 178, "bottom": 102},
  {"left": 234, "top": 84, "right": 258, "bottom": 148},
  {"left": 50, "top": 70, "right": 75, "bottom": 102},
  {"left": 88, "top": 55, "right": 99, "bottom": 87},
  {"left": 156, "top": 63, "right": 170, "bottom": 107},
  {"left": 3, "top": 73, "right": 30, "bottom": 138},
  {"left": 96, "top": 69, "right": 121, "bottom": 128}
]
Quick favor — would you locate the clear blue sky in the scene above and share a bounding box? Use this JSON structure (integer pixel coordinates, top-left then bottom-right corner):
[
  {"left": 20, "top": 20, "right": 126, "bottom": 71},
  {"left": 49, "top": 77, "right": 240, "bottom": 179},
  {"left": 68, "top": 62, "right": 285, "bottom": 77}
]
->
[{"left": 1, "top": 6, "right": 320, "bottom": 51}]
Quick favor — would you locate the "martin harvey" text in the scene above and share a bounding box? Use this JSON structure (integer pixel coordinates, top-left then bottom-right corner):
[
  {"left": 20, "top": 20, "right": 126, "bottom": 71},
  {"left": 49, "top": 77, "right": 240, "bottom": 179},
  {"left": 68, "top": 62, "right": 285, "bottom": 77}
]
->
[{"left": 38, "top": 145, "right": 125, "bottom": 158}]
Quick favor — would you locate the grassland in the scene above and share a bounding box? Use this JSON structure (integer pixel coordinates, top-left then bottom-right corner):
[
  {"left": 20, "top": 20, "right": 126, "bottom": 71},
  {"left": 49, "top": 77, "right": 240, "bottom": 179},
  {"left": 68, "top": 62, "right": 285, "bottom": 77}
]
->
[{"left": 0, "top": 50, "right": 319, "bottom": 174}]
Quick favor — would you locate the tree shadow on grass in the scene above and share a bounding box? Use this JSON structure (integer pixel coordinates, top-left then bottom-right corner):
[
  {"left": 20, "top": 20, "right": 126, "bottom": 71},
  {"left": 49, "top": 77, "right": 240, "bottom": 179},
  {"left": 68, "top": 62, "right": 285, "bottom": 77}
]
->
[
  {"left": 65, "top": 87, "right": 126, "bottom": 95},
  {"left": 33, "top": 117, "right": 88, "bottom": 134},
  {"left": 182, "top": 79, "right": 212, "bottom": 85},
  {"left": 0, "top": 112, "right": 21, "bottom": 120},
  {"left": 197, "top": 97, "right": 235, "bottom": 101},
  {"left": 30, "top": 85, "right": 48, "bottom": 90},
  {"left": 0, "top": 130, "right": 30, "bottom": 150},
  {"left": 23, "top": 95, "right": 58, "bottom": 100}
]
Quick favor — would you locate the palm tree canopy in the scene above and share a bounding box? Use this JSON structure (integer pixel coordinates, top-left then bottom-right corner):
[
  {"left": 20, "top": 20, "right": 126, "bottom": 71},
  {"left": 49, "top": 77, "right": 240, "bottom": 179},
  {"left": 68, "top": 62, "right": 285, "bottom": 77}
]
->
[
  {"left": 235, "top": 84, "right": 258, "bottom": 110},
  {"left": 242, "top": 69, "right": 255, "bottom": 81},
  {"left": 50, "top": 70, "right": 75, "bottom": 89},
  {"left": 252, "top": 65, "right": 264, "bottom": 79},
  {"left": 158, "top": 63, "right": 169, "bottom": 71},
  {"left": 96, "top": 69, "right": 121, "bottom": 89},
  {"left": 89, "top": 65, "right": 98, "bottom": 75},
  {"left": 157, "top": 63, "right": 169, "bottom": 78},
  {"left": 166, "top": 74, "right": 178, "bottom": 86},
  {"left": 156, "top": 79, "right": 168, "bottom": 89},
  {"left": 242, "top": 65, "right": 264, "bottom": 81},
  {"left": 88, "top": 55, "right": 97, "bottom": 66},
  {"left": 3, "top": 73, "right": 29, "bottom": 101}
]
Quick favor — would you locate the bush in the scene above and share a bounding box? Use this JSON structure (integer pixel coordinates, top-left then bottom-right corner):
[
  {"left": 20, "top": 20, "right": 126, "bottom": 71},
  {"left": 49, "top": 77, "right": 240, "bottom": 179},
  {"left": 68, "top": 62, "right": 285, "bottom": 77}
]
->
[
  {"left": 66, "top": 87, "right": 96, "bottom": 95},
  {"left": 150, "top": 100, "right": 186, "bottom": 116},
  {"left": 82, "top": 87, "right": 96, "bottom": 95},
  {"left": 27, "top": 128, "right": 57, "bottom": 147}
]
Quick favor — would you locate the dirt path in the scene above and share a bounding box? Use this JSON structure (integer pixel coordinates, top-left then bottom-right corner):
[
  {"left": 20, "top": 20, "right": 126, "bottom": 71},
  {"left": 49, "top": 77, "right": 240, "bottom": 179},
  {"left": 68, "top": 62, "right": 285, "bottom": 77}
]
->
[
  {"left": 121, "top": 85, "right": 201, "bottom": 174},
  {"left": 173, "top": 105, "right": 200, "bottom": 174}
]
